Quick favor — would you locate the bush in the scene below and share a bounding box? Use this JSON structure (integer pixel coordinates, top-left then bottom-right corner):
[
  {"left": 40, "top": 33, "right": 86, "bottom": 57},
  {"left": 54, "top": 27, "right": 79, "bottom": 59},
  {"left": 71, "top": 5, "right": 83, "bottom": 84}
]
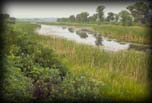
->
[
  {"left": 76, "top": 30, "right": 88, "bottom": 38},
  {"left": 2, "top": 22, "right": 68, "bottom": 101},
  {"left": 68, "top": 27, "right": 74, "bottom": 33},
  {"left": 2, "top": 59, "right": 33, "bottom": 102}
]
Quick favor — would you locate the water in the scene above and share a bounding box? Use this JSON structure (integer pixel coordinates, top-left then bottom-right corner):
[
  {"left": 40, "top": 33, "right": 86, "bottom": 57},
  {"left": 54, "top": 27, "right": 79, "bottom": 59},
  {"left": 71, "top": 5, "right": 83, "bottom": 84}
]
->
[{"left": 36, "top": 24, "right": 130, "bottom": 52}]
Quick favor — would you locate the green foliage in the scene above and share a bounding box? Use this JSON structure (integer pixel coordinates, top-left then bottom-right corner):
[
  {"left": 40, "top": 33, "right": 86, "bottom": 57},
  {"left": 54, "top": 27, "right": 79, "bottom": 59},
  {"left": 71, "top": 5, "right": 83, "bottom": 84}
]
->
[
  {"left": 76, "top": 12, "right": 89, "bottom": 23},
  {"left": 76, "top": 30, "right": 88, "bottom": 38},
  {"left": 57, "top": 73, "right": 103, "bottom": 100},
  {"left": 0, "top": 14, "right": 16, "bottom": 24},
  {"left": 2, "top": 22, "right": 150, "bottom": 101},
  {"left": 2, "top": 22, "right": 68, "bottom": 101},
  {"left": 69, "top": 15, "right": 75, "bottom": 22},
  {"left": 119, "top": 10, "right": 133, "bottom": 26},
  {"left": 96, "top": 5, "right": 105, "bottom": 22},
  {"left": 57, "top": 1, "right": 151, "bottom": 25},
  {"left": 106, "top": 12, "right": 115, "bottom": 23},
  {"left": 2, "top": 59, "right": 33, "bottom": 102},
  {"left": 127, "top": 1, "right": 150, "bottom": 24},
  {"left": 33, "top": 47, "right": 67, "bottom": 78},
  {"left": 34, "top": 31, "right": 150, "bottom": 100},
  {"left": 31, "top": 67, "right": 62, "bottom": 99},
  {"left": 88, "top": 14, "right": 97, "bottom": 23}
]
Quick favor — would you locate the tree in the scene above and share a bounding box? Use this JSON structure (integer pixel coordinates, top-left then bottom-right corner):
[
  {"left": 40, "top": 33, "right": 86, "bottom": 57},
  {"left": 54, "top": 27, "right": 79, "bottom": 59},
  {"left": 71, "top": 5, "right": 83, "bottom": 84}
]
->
[
  {"left": 119, "top": 10, "right": 133, "bottom": 26},
  {"left": 69, "top": 15, "right": 75, "bottom": 22},
  {"left": 0, "top": 14, "right": 10, "bottom": 19},
  {"left": 0, "top": 14, "right": 16, "bottom": 24},
  {"left": 76, "top": 14, "right": 81, "bottom": 22},
  {"left": 106, "top": 12, "right": 115, "bottom": 23},
  {"left": 57, "top": 17, "right": 69, "bottom": 22},
  {"left": 145, "top": 2, "right": 152, "bottom": 24},
  {"left": 114, "top": 13, "right": 119, "bottom": 23},
  {"left": 0, "top": 14, "right": 10, "bottom": 23},
  {"left": 88, "top": 14, "right": 97, "bottom": 23},
  {"left": 76, "top": 12, "right": 89, "bottom": 23},
  {"left": 127, "top": 1, "right": 149, "bottom": 24},
  {"left": 96, "top": 5, "right": 105, "bottom": 22}
]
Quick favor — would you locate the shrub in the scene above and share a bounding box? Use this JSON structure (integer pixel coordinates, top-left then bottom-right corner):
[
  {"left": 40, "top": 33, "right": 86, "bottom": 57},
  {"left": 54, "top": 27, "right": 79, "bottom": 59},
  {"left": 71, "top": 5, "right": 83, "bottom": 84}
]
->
[
  {"left": 68, "top": 27, "right": 74, "bottom": 33},
  {"left": 2, "top": 59, "right": 33, "bottom": 102},
  {"left": 76, "top": 30, "right": 88, "bottom": 38},
  {"left": 2, "top": 22, "right": 68, "bottom": 101}
]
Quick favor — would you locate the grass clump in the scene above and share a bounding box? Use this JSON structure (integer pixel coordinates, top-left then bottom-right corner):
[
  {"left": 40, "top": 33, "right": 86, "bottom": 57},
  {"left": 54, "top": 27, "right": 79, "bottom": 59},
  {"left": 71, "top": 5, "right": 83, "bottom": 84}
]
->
[
  {"left": 76, "top": 30, "right": 88, "bottom": 38},
  {"left": 68, "top": 27, "right": 74, "bottom": 33}
]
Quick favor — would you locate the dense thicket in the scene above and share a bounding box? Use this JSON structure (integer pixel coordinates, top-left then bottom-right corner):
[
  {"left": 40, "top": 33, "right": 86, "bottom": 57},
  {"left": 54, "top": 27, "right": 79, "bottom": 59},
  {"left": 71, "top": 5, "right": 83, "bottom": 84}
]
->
[{"left": 1, "top": 19, "right": 67, "bottom": 102}]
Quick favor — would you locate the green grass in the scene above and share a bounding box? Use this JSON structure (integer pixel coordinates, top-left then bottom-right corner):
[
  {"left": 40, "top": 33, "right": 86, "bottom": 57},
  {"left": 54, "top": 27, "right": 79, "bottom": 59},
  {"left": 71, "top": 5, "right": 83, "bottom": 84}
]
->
[
  {"left": 92, "top": 24, "right": 150, "bottom": 44},
  {"left": 35, "top": 34, "right": 150, "bottom": 100},
  {"left": 3, "top": 22, "right": 151, "bottom": 101},
  {"left": 36, "top": 23, "right": 150, "bottom": 100},
  {"left": 12, "top": 22, "right": 41, "bottom": 34}
]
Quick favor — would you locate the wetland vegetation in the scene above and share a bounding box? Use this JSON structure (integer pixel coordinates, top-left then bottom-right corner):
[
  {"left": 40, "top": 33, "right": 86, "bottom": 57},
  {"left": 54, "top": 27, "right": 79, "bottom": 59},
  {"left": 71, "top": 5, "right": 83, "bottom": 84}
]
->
[{"left": 1, "top": 1, "right": 152, "bottom": 102}]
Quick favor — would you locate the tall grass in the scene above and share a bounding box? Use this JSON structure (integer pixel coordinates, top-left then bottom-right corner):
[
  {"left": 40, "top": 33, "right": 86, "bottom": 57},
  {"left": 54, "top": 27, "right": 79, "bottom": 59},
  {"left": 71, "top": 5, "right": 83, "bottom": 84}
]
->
[
  {"left": 35, "top": 31, "right": 150, "bottom": 100},
  {"left": 5, "top": 22, "right": 151, "bottom": 101},
  {"left": 92, "top": 25, "right": 151, "bottom": 44}
]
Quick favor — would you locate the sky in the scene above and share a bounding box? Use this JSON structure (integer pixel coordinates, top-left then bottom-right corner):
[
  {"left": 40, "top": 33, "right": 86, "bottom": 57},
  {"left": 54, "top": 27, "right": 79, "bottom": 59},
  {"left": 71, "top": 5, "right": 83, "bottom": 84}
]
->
[{"left": 3, "top": 1, "right": 136, "bottom": 18}]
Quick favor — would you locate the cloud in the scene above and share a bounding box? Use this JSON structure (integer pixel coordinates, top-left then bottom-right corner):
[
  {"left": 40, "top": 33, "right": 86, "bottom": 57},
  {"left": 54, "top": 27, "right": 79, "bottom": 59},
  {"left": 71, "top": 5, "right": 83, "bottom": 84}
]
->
[{"left": 3, "top": 2, "right": 135, "bottom": 18}]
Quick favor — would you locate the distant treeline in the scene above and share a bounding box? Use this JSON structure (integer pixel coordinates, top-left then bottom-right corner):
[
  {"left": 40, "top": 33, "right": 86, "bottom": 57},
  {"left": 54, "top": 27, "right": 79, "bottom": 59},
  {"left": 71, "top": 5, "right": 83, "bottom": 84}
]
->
[
  {"left": 0, "top": 14, "right": 16, "bottom": 24},
  {"left": 57, "top": 1, "right": 152, "bottom": 26}
]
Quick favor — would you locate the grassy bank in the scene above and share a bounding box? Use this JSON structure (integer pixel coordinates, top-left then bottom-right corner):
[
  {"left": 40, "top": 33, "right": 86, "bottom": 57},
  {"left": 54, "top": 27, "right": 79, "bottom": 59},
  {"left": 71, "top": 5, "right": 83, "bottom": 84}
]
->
[
  {"left": 41, "top": 22, "right": 151, "bottom": 44},
  {"left": 36, "top": 31, "right": 150, "bottom": 100},
  {"left": 2, "top": 22, "right": 151, "bottom": 101}
]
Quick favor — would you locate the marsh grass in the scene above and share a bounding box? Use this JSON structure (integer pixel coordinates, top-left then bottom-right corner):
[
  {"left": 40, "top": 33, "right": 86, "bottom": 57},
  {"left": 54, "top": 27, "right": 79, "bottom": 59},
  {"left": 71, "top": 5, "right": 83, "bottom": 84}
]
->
[
  {"left": 35, "top": 31, "right": 150, "bottom": 100},
  {"left": 92, "top": 25, "right": 151, "bottom": 44},
  {"left": 5, "top": 22, "right": 151, "bottom": 101}
]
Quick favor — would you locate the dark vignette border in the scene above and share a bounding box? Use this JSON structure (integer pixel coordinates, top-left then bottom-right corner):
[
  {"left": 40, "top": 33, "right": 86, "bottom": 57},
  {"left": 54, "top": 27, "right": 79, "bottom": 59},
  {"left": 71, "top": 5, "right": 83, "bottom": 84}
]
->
[{"left": 0, "top": 0, "right": 152, "bottom": 103}]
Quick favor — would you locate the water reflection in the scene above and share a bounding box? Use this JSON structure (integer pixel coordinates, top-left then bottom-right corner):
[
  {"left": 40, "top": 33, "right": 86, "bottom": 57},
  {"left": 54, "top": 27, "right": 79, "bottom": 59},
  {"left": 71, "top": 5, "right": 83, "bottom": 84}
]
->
[
  {"left": 102, "top": 37, "right": 130, "bottom": 51},
  {"left": 129, "top": 44, "right": 152, "bottom": 52},
  {"left": 68, "top": 27, "right": 74, "bottom": 33},
  {"left": 62, "top": 26, "right": 66, "bottom": 29},
  {"left": 95, "top": 35, "right": 102, "bottom": 46},
  {"left": 37, "top": 24, "right": 131, "bottom": 52}
]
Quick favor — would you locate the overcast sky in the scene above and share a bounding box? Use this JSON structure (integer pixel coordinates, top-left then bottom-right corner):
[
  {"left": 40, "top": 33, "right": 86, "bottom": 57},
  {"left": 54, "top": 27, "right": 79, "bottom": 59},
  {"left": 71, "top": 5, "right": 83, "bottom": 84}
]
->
[{"left": 3, "top": 1, "right": 136, "bottom": 18}]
